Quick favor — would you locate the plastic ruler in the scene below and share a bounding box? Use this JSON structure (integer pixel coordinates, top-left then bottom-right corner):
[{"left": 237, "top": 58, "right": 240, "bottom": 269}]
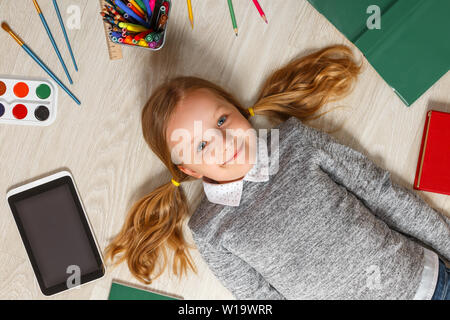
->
[{"left": 99, "top": 0, "right": 123, "bottom": 60}]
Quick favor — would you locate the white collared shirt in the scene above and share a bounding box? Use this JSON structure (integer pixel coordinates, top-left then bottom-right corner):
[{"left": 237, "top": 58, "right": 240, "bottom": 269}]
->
[{"left": 202, "top": 136, "right": 270, "bottom": 206}]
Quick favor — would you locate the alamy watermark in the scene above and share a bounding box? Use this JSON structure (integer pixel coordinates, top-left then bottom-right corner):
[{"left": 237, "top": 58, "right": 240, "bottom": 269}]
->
[
  {"left": 366, "top": 265, "right": 383, "bottom": 290},
  {"left": 367, "top": 5, "right": 381, "bottom": 30},
  {"left": 66, "top": 5, "right": 81, "bottom": 30},
  {"left": 66, "top": 265, "right": 81, "bottom": 290},
  {"left": 169, "top": 123, "right": 279, "bottom": 175}
]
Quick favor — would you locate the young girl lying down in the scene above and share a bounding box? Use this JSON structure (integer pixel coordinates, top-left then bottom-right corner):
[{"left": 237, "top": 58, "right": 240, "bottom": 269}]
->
[{"left": 105, "top": 45, "right": 450, "bottom": 300}]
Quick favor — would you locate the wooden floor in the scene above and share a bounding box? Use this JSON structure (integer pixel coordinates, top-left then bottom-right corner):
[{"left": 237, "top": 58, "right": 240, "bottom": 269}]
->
[{"left": 0, "top": 0, "right": 449, "bottom": 300}]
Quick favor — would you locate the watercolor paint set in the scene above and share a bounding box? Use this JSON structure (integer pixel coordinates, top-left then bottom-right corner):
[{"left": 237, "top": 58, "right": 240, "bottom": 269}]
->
[{"left": 0, "top": 76, "right": 58, "bottom": 126}]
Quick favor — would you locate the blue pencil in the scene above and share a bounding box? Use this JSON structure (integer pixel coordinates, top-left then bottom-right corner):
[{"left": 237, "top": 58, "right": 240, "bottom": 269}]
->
[
  {"left": 53, "top": 0, "right": 78, "bottom": 72},
  {"left": 144, "top": 0, "right": 152, "bottom": 21},
  {"left": 2, "top": 23, "right": 81, "bottom": 105},
  {"left": 32, "top": 0, "right": 73, "bottom": 85}
]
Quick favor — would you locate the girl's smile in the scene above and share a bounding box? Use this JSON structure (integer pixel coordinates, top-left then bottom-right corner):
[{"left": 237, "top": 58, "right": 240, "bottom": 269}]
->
[{"left": 223, "top": 140, "right": 245, "bottom": 165}]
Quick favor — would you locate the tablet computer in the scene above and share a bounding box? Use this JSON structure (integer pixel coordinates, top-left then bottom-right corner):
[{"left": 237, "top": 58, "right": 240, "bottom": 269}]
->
[{"left": 6, "top": 171, "right": 105, "bottom": 296}]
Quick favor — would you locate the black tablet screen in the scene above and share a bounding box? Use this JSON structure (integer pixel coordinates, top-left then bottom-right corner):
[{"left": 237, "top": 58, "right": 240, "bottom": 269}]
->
[{"left": 9, "top": 176, "right": 104, "bottom": 295}]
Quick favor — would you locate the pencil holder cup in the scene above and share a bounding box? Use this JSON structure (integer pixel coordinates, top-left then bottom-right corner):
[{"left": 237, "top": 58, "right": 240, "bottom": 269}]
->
[{"left": 107, "top": 0, "right": 171, "bottom": 51}]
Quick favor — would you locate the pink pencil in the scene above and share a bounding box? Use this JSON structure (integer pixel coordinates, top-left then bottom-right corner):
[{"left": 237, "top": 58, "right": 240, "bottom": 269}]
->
[
  {"left": 252, "top": 0, "right": 267, "bottom": 24},
  {"left": 150, "top": 0, "right": 156, "bottom": 13}
]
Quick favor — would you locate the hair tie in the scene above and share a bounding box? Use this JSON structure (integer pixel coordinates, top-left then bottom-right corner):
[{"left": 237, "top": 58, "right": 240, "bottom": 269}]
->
[
  {"left": 171, "top": 178, "right": 180, "bottom": 187},
  {"left": 248, "top": 107, "right": 255, "bottom": 117}
]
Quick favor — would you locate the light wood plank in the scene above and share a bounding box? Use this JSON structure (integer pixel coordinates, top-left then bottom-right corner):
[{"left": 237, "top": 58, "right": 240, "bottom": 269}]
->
[{"left": 0, "top": 0, "right": 448, "bottom": 299}]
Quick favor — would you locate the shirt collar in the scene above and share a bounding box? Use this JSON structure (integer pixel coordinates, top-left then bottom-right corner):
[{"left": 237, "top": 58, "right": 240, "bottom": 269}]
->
[{"left": 202, "top": 136, "right": 269, "bottom": 206}]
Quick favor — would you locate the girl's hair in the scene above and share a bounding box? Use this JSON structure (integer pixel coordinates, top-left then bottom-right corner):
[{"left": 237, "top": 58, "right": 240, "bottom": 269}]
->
[{"left": 104, "top": 45, "right": 362, "bottom": 284}]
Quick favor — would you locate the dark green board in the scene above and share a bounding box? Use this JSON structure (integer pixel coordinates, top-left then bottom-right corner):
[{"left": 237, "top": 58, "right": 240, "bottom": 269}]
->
[{"left": 108, "top": 282, "right": 179, "bottom": 300}]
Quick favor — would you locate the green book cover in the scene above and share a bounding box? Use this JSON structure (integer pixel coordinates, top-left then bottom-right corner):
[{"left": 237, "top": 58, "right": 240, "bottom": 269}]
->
[
  {"left": 307, "top": 0, "right": 397, "bottom": 42},
  {"left": 108, "top": 281, "right": 180, "bottom": 300},
  {"left": 307, "top": 0, "right": 450, "bottom": 106}
]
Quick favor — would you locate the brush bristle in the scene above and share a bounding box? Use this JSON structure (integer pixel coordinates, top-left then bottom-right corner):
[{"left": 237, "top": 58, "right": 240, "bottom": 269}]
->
[{"left": 1, "top": 22, "right": 10, "bottom": 32}]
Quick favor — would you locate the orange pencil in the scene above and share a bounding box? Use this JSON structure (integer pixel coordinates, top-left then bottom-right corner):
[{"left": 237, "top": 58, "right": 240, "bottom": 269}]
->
[{"left": 187, "top": 0, "right": 194, "bottom": 29}]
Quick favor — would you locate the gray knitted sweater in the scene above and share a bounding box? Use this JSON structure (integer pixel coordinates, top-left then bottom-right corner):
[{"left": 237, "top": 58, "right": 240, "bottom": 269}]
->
[{"left": 188, "top": 116, "right": 450, "bottom": 299}]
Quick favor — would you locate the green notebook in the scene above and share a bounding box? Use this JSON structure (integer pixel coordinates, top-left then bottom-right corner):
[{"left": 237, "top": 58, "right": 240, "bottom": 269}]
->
[
  {"left": 308, "top": 0, "right": 450, "bottom": 106},
  {"left": 108, "top": 281, "right": 179, "bottom": 300}
]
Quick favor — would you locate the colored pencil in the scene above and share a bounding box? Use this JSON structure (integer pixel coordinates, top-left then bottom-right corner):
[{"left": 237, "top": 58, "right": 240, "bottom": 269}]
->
[
  {"left": 114, "top": 0, "right": 151, "bottom": 28},
  {"left": 134, "top": 30, "right": 152, "bottom": 41},
  {"left": 53, "top": 0, "right": 78, "bottom": 71},
  {"left": 2, "top": 23, "right": 81, "bottom": 105},
  {"left": 187, "top": 0, "right": 193, "bottom": 29},
  {"left": 158, "top": 14, "right": 168, "bottom": 30},
  {"left": 227, "top": 0, "right": 238, "bottom": 36},
  {"left": 153, "top": 6, "right": 165, "bottom": 31},
  {"left": 127, "top": 2, "right": 146, "bottom": 20},
  {"left": 118, "top": 22, "right": 149, "bottom": 32},
  {"left": 134, "top": 0, "right": 147, "bottom": 13},
  {"left": 252, "top": 0, "right": 268, "bottom": 24},
  {"left": 143, "top": 0, "right": 152, "bottom": 21},
  {"left": 150, "top": 0, "right": 156, "bottom": 12},
  {"left": 129, "top": 0, "right": 146, "bottom": 16},
  {"left": 105, "top": 4, "right": 121, "bottom": 18},
  {"left": 32, "top": 0, "right": 73, "bottom": 84}
]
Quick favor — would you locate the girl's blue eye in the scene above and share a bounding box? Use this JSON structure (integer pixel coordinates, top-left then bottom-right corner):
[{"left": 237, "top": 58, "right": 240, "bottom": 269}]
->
[
  {"left": 218, "top": 115, "right": 227, "bottom": 127},
  {"left": 197, "top": 116, "right": 227, "bottom": 152},
  {"left": 198, "top": 141, "right": 207, "bottom": 152}
]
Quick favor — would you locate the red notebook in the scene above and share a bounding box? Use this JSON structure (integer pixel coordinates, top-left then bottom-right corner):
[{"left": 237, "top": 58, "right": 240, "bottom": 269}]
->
[{"left": 413, "top": 110, "right": 450, "bottom": 196}]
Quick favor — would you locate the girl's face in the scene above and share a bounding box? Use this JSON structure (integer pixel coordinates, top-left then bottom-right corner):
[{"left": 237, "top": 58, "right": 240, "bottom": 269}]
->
[{"left": 166, "top": 89, "right": 257, "bottom": 183}]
